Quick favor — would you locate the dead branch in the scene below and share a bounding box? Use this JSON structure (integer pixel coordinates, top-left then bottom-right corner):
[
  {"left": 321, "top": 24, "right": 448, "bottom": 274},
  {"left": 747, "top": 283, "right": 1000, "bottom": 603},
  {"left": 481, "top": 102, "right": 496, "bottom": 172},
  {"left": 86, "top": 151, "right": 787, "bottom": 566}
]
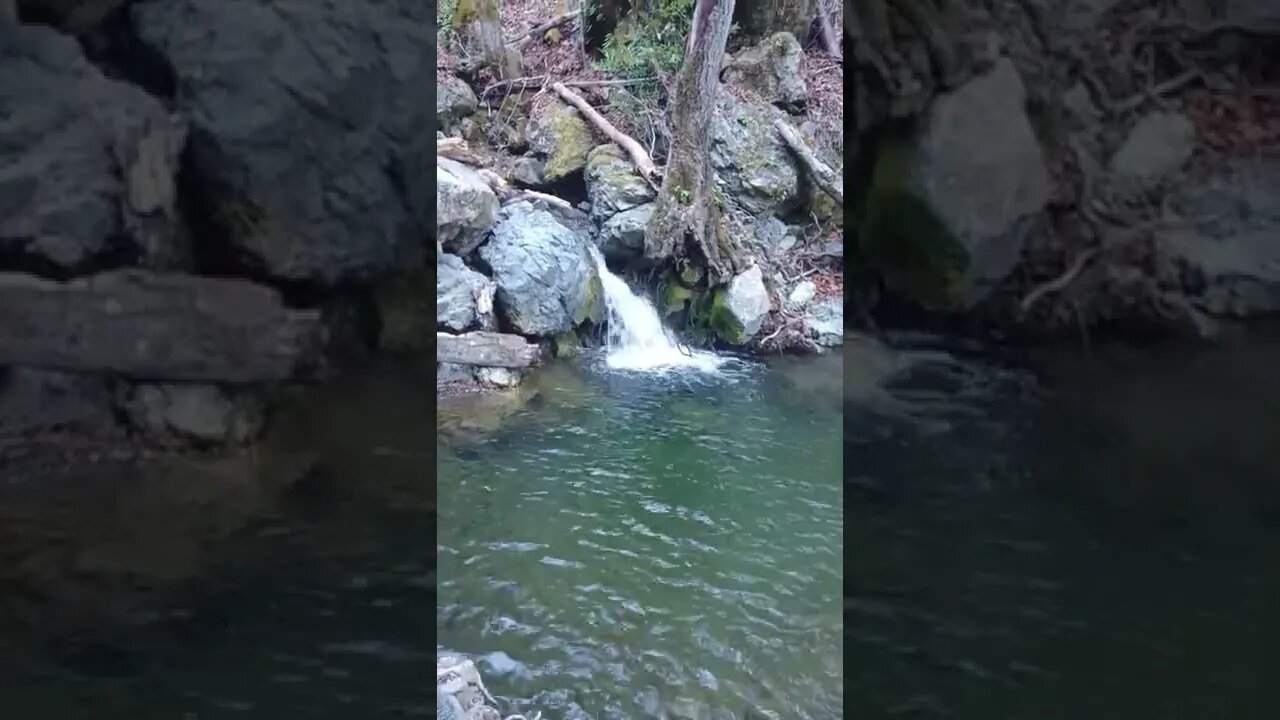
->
[
  {"left": 1019, "top": 248, "right": 1099, "bottom": 314},
  {"left": 437, "top": 136, "right": 485, "bottom": 166},
  {"left": 474, "top": 165, "right": 580, "bottom": 214},
  {"left": 550, "top": 81, "right": 659, "bottom": 182},
  {"left": 774, "top": 120, "right": 843, "bottom": 204},
  {"left": 482, "top": 75, "right": 657, "bottom": 96},
  {"left": 507, "top": 11, "right": 577, "bottom": 49}
]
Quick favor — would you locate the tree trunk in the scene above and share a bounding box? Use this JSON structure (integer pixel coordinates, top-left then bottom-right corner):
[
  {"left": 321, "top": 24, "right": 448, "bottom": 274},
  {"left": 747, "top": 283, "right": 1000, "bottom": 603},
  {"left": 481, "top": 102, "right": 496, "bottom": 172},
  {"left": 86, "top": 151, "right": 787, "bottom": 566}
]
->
[
  {"left": 734, "top": 0, "right": 816, "bottom": 40},
  {"left": 0, "top": 0, "right": 18, "bottom": 24},
  {"left": 644, "top": 0, "right": 742, "bottom": 284},
  {"left": 454, "top": 0, "right": 521, "bottom": 78}
]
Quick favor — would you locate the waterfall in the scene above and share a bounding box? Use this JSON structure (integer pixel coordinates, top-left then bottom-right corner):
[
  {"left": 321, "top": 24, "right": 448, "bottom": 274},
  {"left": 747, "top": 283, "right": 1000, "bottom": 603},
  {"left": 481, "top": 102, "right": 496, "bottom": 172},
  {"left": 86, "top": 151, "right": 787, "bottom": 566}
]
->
[{"left": 589, "top": 248, "right": 723, "bottom": 372}]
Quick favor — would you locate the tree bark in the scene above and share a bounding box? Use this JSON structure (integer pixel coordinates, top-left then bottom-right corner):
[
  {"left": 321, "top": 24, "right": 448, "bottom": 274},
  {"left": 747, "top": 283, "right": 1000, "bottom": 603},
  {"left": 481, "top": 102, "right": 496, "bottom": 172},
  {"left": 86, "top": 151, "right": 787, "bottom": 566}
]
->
[
  {"left": 644, "top": 0, "right": 742, "bottom": 284},
  {"left": 454, "top": 0, "right": 521, "bottom": 78}
]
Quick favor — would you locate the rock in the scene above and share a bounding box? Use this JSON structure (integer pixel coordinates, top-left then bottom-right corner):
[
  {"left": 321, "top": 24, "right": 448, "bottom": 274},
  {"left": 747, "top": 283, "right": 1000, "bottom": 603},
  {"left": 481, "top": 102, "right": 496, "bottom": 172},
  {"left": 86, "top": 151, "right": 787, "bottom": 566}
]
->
[
  {"left": 524, "top": 101, "right": 595, "bottom": 183},
  {"left": 437, "top": 157, "right": 500, "bottom": 255},
  {"left": 130, "top": 0, "right": 434, "bottom": 285},
  {"left": 0, "top": 367, "right": 122, "bottom": 441},
  {"left": 910, "top": 58, "right": 1052, "bottom": 305},
  {"left": 598, "top": 203, "right": 654, "bottom": 261},
  {"left": 0, "top": 25, "right": 187, "bottom": 273},
  {"left": 733, "top": 0, "right": 815, "bottom": 40},
  {"left": 475, "top": 367, "right": 521, "bottom": 389},
  {"left": 721, "top": 32, "right": 807, "bottom": 110},
  {"left": 711, "top": 92, "right": 803, "bottom": 217},
  {"left": 436, "top": 253, "right": 497, "bottom": 333},
  {"left": 437, "top": 362, "right": 476, "bottom": 384},
  {"left": 718, "top": 265, "right": 771, "bottom": 344},
  {"left": 121, "top": 383, "right": 264, "bottom": 446},
  {"left": 787, "top": 280, "right": 817, "bottom": 309},
  {"left": 512, "top": 156, "right": 548, "bottom": 187},
  {"left": 805, "top": 298, "right": 844, "bottom": 347},
  {"left": 1110, "top": 111, "right": 1195, "bottom": 182},
  {"left": 750, "top": 216, "right": 799, "bottom": 255},
  {"left": 436, "top": 331, "right": 546, "bottom": 368},
  {"left": 17, "top": 0, "right": 132, "bottom": 33},
  {"left": 584, "top": 144, "right": 656, "bottom": 224},
  {"left": 1164, "top": 160, "right": 1280, "bottom": 316},
  {"left": 437, "top": 74, "right": 478, "bottom": 130},
  {"left": 478, "top": 202, "right": 602, "bottom": 336},
  {"left": 0, "top": 271, "right": 323, "bottom": 382}
]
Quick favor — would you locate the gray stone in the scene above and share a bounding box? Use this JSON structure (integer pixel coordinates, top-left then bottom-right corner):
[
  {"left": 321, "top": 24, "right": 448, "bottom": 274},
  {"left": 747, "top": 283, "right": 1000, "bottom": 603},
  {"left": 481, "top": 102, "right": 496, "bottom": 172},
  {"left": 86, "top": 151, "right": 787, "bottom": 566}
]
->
[
  {"left": 438, "top": 157, "right": 500, "bottom": 255},
  {"left": 437, "top": 331, "right": 545, "bottom": 368},
  {"left": 130, "top": 0, "right": 434, "bottom": 285},
  {"left": 0, "top": 25, "right": 188, "bottom": 272},
  {"left": 1110, "top": 111, "right": 1195, "bottom": 182},
  {"left": 711, "top": 93, "right": 803, "bottom": 217},
  {"left": 512, "top": 156, "right": 548, "bottom": 187},
  {"left": 475, "top": 367, "right": 521, "bottom": 389},
  {"left": 598, "top": 203, "right": 654, "bottom": 260},
  {"left": 121, "top": 383, "right": 264, "bottom": 446},
  {"left": 478, "top": 202, "right": 600, "bottom": 336},
  {"left": 912, "top": 58, "right": 1052, "bottom": 305},
  {"left": 437, "top": 362, "right": 476, "bottom": 384},
  {"left": 0, "top": 271, "right": 323, "bottom": 382},
  {"left": 1164, "top": 160, "right": 1280, "bottom": 316},
  {"left": 584, "top": 144, "right": 656, "bottom": 224},
  {"left": 524, "top": 101, "right": 595, "bottom": 182},
  {"left": 723, "top": 265, "right": 771, "bottom": 344},
  {"left": 437, "top": 253, "right": 497, "bottom": 332},
  {"left": 0, "top": 367, "right": 121, "bottom": 441},
  {"left": 437, "top": 74, "right": 478, "bottom": 130},
  {"left": 786, "top": 280, "right": 817, "bottom": 309},
  {"left": 805, "top": 298, "right": 844, "bottom": 347},
  {"left": 721, "top": 32, "right": 807, "bottom": 109},
  {"left": 750, "top": 216, "right": 799, "bottom": 255}
]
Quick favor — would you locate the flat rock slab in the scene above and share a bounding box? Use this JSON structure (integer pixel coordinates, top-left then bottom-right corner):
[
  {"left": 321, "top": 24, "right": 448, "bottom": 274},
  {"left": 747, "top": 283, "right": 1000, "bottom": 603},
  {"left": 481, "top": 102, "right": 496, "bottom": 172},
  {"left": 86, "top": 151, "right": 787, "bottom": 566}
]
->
[
  {"left": 436, "top": 332, "right": 545, "bottom": 368},
  {"left": 0, "top": 271, "right": 322, "bottom": 382}
]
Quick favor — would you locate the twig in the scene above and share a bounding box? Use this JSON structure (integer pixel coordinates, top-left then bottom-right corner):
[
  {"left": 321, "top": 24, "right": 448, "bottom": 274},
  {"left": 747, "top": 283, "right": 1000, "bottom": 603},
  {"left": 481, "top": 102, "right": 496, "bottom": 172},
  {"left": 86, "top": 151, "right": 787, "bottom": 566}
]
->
[
  {"left": 550, "top": 81, "right": 660, "bottom": 182},
  {"left": 774, "top": 120, "right": 843, "bottom": 204},
  {"left": 507, "top": 11, "right": 577, "bottom": 49},
  {"left": 482, "top": 75, "right": 658, "bottom": 97},
  {"left": 1019, "top": 248, "right": 1099, "bottom": 314}
]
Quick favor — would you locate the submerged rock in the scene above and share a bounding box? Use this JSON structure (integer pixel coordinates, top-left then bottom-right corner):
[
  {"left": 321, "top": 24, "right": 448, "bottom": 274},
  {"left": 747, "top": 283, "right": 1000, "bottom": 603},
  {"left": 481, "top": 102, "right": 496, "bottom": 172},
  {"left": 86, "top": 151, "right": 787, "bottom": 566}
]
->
[
  {"left": 130, "top": 0, "right": 434, "bottom": 284},
  {"left": 121, "top": 383, "right": 265, "bottom": 447},
  {"left": 479, "top": 202, "right": 602, "bottom": 336},
  {"left": 0, "top": 25, "right": 187, "bottom": 273},
  {"left": 711, "top": 92, "right": 803, "bottom": 217},
  {"left": 438, "top": 157, "right": 501, "bottom": 255},
  {"left": 721, "top": 32, "right": 807, "bottom": 110}
]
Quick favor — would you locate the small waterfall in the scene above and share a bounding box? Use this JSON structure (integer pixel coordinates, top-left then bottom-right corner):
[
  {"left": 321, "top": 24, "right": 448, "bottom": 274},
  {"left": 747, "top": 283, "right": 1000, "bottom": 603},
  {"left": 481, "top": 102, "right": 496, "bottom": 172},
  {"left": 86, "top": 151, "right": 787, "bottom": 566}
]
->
[{"left": 589, "top": 248, "right": 723, "bottom": 372}]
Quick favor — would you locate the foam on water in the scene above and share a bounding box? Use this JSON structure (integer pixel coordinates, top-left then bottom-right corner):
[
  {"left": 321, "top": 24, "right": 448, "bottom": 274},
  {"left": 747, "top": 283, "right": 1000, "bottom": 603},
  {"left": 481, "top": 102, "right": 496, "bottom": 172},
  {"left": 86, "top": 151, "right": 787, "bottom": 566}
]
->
[{"left": 590, "top": 248, "right": 725, "bottom": 373}]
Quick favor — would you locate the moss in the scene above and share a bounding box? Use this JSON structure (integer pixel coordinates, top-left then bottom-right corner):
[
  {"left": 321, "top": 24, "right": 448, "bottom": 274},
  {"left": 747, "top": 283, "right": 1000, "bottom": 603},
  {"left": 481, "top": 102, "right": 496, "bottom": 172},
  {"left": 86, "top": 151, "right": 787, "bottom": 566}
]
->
[
  {"left": 451, "top": 0, "right": 478, "bottom": 28},
  {"left": 543, "top": 107, "right": 594, "bottom": 181},
  {"left": 574, "top": 273, "right": 604, "bottom": 326},
  {"left": 545, "top": 27, "right": 562, "bottom": 44},
  {"left": 553, "top": 330, "right": 581, "bottom": 358},
  {"left": 858, "top": 135, "right": 968, "bottom": 311},
  {"left": 663, "top": 282, "right": 693, "bottom": 316},
  {"left": 704, "top": 287, "right": 746, "bottom": 345},
  {"left": 678, "top": 263, "right": 702, "bottom": 287}
]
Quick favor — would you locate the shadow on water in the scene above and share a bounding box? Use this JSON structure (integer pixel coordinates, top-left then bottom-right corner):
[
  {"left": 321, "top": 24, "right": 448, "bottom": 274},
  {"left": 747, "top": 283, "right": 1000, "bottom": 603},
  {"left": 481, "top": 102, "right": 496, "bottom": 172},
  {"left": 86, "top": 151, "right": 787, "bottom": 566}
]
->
[{"left": 848, "top": 327, "right": 1280, "bottom": 719}]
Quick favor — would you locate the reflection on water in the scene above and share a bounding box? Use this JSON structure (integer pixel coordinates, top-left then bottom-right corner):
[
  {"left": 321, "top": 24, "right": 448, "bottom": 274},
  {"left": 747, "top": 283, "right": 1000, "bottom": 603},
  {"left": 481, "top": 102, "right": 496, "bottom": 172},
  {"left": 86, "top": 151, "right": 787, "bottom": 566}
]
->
[{"left": 849, "top": 329, "right": 1280, "bottom": 719}]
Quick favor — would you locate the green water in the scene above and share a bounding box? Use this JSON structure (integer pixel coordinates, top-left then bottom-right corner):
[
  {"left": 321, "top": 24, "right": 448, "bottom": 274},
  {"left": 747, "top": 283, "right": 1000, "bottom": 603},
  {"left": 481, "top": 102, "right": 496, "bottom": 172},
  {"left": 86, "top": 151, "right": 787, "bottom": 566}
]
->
[{"left": 437, "top": 353, "right": 844, "bottom": 719}]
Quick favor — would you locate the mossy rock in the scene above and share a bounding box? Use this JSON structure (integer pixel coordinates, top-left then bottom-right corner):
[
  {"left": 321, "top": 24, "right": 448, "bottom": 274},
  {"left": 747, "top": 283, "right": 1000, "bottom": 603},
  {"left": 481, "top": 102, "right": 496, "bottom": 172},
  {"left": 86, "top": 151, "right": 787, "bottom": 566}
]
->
[
  {"left": 553, "top": 330, "right": 581, "bottom": 358},
  {"left": 663, "top": 282, "right": 694, "bottom": 316},
  {"left": 527, "top": 102, "right": 595, "bottom": 182},
  {"left": 678, "top": 263, "right": 703, "bottom": 287},
  {"left": 686, "top": 286, "right": 747, "bottom": 345},
  {"left": 858, "top": 135, "right": 968, "bottom": 311},
  {"left": 573, "top": 272, "right": 605, "bottom": 326}
]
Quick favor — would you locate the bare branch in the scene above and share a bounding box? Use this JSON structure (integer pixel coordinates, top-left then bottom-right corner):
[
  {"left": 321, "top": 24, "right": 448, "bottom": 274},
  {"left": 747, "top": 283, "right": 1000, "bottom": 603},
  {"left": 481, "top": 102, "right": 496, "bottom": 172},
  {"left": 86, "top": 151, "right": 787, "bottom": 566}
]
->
[{"left": 550, "top": 82, "right": 659, "bottom": 182}]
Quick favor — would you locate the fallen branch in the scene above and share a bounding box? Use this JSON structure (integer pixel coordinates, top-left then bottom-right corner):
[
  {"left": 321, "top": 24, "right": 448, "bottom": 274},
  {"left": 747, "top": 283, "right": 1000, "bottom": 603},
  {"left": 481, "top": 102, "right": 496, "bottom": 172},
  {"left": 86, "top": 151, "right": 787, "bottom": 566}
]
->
[
  {"left": 773, "top": 120, "right": 843, "bottom": 204},
  {"left": 437, "top": 136, "right": 485, "bottom": 166},
  {"left": 1019, "top": 248, "right": 1099, "bottom": 315},
  {"left": 482, "top": 75, "right": 658, "bottom": 97},
  {"left": 476, "top": 167, "right": 582, "bottom": 215},
  {"left": 550, "top": 82, "right": 659, "bottom": 182},
  {"left": 507, "top": 11, "right": 576, "bottom": 49}
]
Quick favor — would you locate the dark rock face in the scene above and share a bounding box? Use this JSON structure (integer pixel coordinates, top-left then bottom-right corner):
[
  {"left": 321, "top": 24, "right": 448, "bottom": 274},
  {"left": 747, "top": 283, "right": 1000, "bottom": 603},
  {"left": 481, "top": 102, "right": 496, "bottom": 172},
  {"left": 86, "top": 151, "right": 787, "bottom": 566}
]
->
[
  {"left": 0, "top": 367, "right": 122, "bottom": 442},
  {"left": 0, "top": 25, "right": 187, "bottom": 274},
  {"left": 129, "top": 0, "right": 434, "bottom": 285},
  {"left": 0, "top": 271, "right": 323, "bottom": 382}
]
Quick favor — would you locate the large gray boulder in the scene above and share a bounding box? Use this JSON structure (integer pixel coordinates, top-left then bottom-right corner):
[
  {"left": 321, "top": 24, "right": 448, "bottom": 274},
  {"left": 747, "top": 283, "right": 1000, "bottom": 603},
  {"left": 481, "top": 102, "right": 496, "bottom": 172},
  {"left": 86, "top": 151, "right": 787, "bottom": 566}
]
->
[
  {"left": 597, "top": 203, "right": 654, "bottom": 261},
  {"left": 584, "top": 144, "right": 655, "bottom": 224},
  {"left": 437, "top": 253, "right": 497, "bottom": 332},
  {"left": 523, "top": 101, "right": 596, "bottom": 184},
  {"left": 438, "top": 157, "right": 500, "bottom": 255},
  {"left": 478, "top": 202, "right": 602, "bottom": 336},
  {"left": 711, "top": 92, "right": 803, "bottom": 217},
  {"left": 0, "top": 25, "right": 187, "bottom": 273},
  {"left": 0, "top": 271, "right": 323, "bottom": 382},
  {"left": 130, "top": 0, "right": 434, "bottom": 285},
  {"left": 911, "top": 58, "right": 1052, "bottom": 305},
  {"left": 720, "top": 265, "right": 771, "bottom": 344},
  {"left": 1164, "top": 160, "right": 1280, "bottom": 316},
  {"left": 721, "top": 32, "right": 807, "bottom": 109},
  {"left": 437, "top": 74, "right": 478, "bottom": 130}
]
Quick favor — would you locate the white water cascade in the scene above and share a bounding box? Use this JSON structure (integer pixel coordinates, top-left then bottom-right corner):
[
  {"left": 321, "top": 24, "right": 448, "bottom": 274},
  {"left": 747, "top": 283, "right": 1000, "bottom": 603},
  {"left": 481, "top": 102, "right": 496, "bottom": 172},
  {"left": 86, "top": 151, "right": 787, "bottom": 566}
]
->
[{"left": 590, "top": 249, "right": 724, "bottom": 372}]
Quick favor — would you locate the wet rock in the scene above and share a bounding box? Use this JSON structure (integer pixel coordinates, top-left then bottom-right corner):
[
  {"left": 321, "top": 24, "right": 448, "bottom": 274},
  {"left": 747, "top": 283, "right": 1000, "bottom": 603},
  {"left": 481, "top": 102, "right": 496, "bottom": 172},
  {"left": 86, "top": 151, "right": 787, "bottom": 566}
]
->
[
  {"left": 805, "top": 297, "right": 844, "bottom": 347},
  {"left": 478, "top": 202, "right": 601, "bottom": 336},
  {"left": 750, "top": 216, "right": 798, "bottom": 255},
  {"left": 437, "top": 157, "right": 500, "bottom": 255},
  {"left": 0, "top": 271, "right": 323, "bottom": 382},
  {"left": 0, "top": 367, "right": 121, "bottom": 441},
  {"left": 437, "top": 362, "right": 476, "bottom": 384},
  {"left": 437, "top": 331, "right": 545, "bottom": 368},
  {"left": 436, "top": 253, "right": 497, "bottom": 333},
  {"left": 720, "top": 265, "right": 771, "bottom": 344},
  {"left": 584, "top": 144, "right": 655, "bottom": 224},
  {"left": 787, "top": 280, "right": 817, "bottom": 309},
  {"left": 121, "top": 383, "right": 264, "bottom": 446},
  {"left": 598, "top": 203, "right": 654, "bottom": 261},
  {"left": 711, "top": 93, "right": 802, "bottom": 217},
  {"left": 512, "top": 156, "right": 548, "bottom": 187},
  {"left": 130, "top": 0, "right": 434, "bottom": 284},
  {"left": 475, "top": 367, "right": 521, "bottom": 389},
  {"left": 0, "top": 25, "right": 187, "bottom": 273},
  {"left": 1164, "top": 159, "right": 1280, "bottom": 316},
  {"left": 1110, "top": 111, "right": 1195, "bottom": 182},
  {"left": 910, "top": 58, "right": 1051, "bottom": 305},
  {"left": 437, "top": 74, "right": 478, "bottom": 130},
  {"left": 721, "top": 32, "right": 807, "bottom": 110},
  {"left": 524, "top": 101, "right": 595, "bottom": 183}
]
